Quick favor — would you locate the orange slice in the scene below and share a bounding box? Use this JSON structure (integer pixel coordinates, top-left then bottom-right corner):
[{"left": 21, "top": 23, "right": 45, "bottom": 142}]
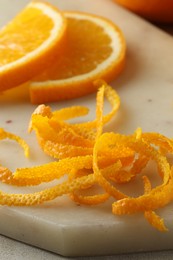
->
[
  {"left": 29, "top": 11, "right": 126, "bottom": 103},
  {"left": 0, "top": 1, "right": 66, "bottom": 91}
]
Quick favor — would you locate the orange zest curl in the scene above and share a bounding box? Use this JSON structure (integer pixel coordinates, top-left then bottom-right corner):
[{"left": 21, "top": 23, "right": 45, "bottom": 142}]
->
[
  {"left": 0, "top": 128, "right": 29, "bottom": 157},
  {"left": 1, "top": 81, "right": 173, "bottom": 232}
]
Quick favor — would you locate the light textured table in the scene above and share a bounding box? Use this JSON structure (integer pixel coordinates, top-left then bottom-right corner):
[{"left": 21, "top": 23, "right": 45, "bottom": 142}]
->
[{"left": 1, "top": 1, "right": 173, "bottom": 259}]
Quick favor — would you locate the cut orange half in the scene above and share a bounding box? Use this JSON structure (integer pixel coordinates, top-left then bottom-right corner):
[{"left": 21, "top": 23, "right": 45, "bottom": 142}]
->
[
  {"left": 29, "top": 11, "right": 126, "bottom": 104},
  {"left": 0, "top": 0, "right": 66, "bottom": 91}
]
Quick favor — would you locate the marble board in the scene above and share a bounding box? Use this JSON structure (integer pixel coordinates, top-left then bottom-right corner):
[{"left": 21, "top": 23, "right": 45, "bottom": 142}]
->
[{"left": 0, "top": 0, "right": 173, "bottom": 257}]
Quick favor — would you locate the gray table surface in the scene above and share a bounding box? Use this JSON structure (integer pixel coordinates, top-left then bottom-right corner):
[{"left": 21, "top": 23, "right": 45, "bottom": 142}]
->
[{"left": 0, "top": 11, "right": 173, "bottom": 260}]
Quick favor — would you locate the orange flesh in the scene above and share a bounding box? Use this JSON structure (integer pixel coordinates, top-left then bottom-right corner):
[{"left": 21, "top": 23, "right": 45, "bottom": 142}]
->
[
  {"left": 0, "top": 8, "right": 53, "bottom": 66},
  {"left": 34, "top": 17, "right": 112, "bottom": 81}
]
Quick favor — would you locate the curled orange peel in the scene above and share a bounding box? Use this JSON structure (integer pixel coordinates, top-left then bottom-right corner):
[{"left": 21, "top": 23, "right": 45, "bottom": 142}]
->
[
  {"left": 143, "top": 175, "right": 168, "bottom": 232},
  {"left": 112, "top": 140, "right": 172, "bottom": 213},
  {"left": 92, "top": 84, "right": 128, "bottom": 199},
  {"left": 0, "top": 128, "right": 29, "bottom": 157},
  {"left": 1, "top": 81, "right": 173, "bottom": 232},
  {"left": 0, "top": 174, "right": 97, "bottom": 206},
  {"left": 14, "top": 155, "right": 93, "bottom": 185}
]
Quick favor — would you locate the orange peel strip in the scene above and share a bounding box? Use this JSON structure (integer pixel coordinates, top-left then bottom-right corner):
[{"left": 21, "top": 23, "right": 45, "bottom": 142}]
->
[
  {"left": 14, "top": 154, "right": 124, "bottom": 186},
  {"left": 30, "top": 112, "right": 94, "bottom": 158},
  {"left": 14, "top": 155, "right": 93, "bottom": 185},
  {"left": 73, "top": 80, "right": 120, "bottom": 131},
  {"left": 69, "top": 161, "right": 125, "bottom": 205},
  {"left": 39, "top": 140, "right": 93, "bottom": 159},
  {"left": 112, "top": 179, "right": 173, "bottom": 215},
  {"left": 0, "top": 174, "right": 96, "bottom": 206},
  {"left": 0, "top": 128, "right": 29, "bottom": 157},
  {"left": 30, "top": 80, "right": 120, "bottom": 146},
  {"left": 128, "top": 138, "right": 171, "bottom": 184},
  {"left": 29, "top": 81, "right": 120, "bottom": 159},
  {"left": 142, "top": 132, "right": 173, "bottom": 154},
  {"left": 48, "top": 120, "right": 94, "bottom": 148},
  {"left": 92, "top": 84, "right": 128, "bottom": 200},
  {"left": 143, "top": 175, "right": 168, "bottom": 232},
  {"left": 112, "top": 146, "right": 172, "bottom": 215},
  {"left": 30, "top": 115, "right": 93, "bottom": 159},
  {"left": 72, "top": 162, "right": 131, "bottom": 204},
  {"left": 68, "top": 169, "right": 109, "bottom": 206},
  {"left": 30, "top": 104, "right": 89, "bottom": 122},
  {"left": 107, "top": 130, "right": 173, "bottom": 220},
  {"left": 144, "top": 210, "right": 168, "bottom": 232},
  {"left": 93, "top": 134, "right": 129, "bottom": 200},
  {"left": 70, "top": 192, "right": 110, "bottom": 205},
  {"left": 52, "top": 106, "right": 89, "bottom": 121},
  {"left": 0, "top": 166, "right": 44, "bottom": 186}
]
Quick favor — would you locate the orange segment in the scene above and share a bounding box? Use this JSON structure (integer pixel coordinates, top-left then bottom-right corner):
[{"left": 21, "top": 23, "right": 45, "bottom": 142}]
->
[
  {"left": 0, "top": 1, "right": 66, "bottom": 91},
  {"left": 29, "top": 11, "right": 126, "bottom": 103}
]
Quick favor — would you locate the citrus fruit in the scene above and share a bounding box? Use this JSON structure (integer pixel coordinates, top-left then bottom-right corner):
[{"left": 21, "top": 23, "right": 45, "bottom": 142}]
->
[
  {"left": 29, "top": 11, "right": 126, "bottom": 104},
  {"left": 114, "top": 0, "right": 173, "bottom": 23},
  {"left": 0, "top": 1, "right": 66, "bottom": 92}
]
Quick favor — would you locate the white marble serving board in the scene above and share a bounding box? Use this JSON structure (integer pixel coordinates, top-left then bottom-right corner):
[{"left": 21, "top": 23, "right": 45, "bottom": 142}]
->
[{"left": 1, "top": 0, "right": 173, "bottom": 257}]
